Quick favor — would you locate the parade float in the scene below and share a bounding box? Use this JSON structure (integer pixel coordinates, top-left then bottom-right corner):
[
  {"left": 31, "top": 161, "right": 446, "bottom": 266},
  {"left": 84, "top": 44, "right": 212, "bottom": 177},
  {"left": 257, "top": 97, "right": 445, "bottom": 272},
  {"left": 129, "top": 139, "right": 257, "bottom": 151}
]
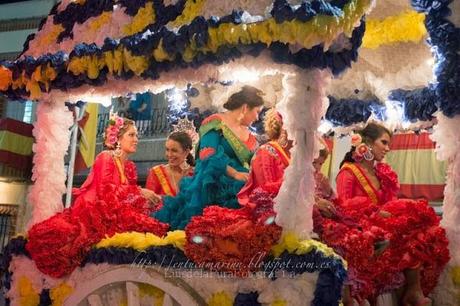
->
[{"left": 0, "top": 0, "right": 458, "bottom": 305}]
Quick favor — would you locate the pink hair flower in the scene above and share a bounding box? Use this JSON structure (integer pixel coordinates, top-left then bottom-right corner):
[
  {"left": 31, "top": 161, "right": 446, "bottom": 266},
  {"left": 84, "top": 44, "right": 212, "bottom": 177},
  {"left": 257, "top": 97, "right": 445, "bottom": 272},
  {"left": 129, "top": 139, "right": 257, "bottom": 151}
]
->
[
  {"left": 351, "top": 133, "right": 362, "bottom": 147},
  {"left": 115, "top": 117, "right": 124, "bottom": 127}
]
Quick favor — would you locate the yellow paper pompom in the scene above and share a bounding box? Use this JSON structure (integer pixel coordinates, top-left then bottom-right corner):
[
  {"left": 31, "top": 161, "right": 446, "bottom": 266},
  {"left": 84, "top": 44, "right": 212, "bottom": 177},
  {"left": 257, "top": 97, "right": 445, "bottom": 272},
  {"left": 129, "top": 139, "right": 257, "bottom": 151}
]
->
[
  {"left": 164, "top": 230, "right": 186, "bottom": 250},
  {"left": 18, "top": 277, "right": 39, "bottom": 306},
  {"left": 169, "top": 0, "right": 206, "bottom": 28},
  {"left": 88, "top": 12, "right": 112, "bottom": 32},
  {"left": 363, "top": 10, "right": 426, "bottom": 49},
  {"left": 0, "top": 65, "right": 13, "bottom": 91},
  {"left": 451, "top": 266, "right": 460, "bottom": 286},
  {"left": 207, "top": 291, "right": 233, "bottom": 306},
  {"left": 123, "top": 50, "right": 149, "bottom": 76},
  {"left": 271, "top": 299, "right": 287, "bottom": 306},
  {"left": 138, "top": 284, "right": 165, "bottom": 306},
  {"left": 123, "top": 2, "right": 156, "bottom": 36},
  {"left": 50, "top": 283, "right": 74, "bottom": 306}
]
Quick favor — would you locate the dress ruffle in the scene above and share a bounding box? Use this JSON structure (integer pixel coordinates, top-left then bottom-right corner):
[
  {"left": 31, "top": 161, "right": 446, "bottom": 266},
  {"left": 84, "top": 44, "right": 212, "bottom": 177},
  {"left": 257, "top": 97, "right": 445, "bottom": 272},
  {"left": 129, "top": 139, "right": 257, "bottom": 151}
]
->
[
  {"left": 154, "top": 146, "right": 245, "bottom": 230},
  {"left": 184, "top": 188, "right": 281, "bottom": 276},
  {"left": 318, "top": 196, "right": 449, "bottom": 300},
  {"left": 27, "top": 184, "right": 168, "bottom": 278}
]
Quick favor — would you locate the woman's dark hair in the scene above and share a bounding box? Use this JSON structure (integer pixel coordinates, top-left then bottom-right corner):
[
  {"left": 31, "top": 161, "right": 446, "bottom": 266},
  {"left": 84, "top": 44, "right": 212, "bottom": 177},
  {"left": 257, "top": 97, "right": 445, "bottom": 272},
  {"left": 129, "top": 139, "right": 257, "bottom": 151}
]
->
[
  {"left": 223, "top": 85, "right": 265, "bottom": 110},
  {"left": 168, "top": 131, "right": 195, "bottom": 166},
  {"left": 339, "top": 122, "right": 392, "bottom": 168}
]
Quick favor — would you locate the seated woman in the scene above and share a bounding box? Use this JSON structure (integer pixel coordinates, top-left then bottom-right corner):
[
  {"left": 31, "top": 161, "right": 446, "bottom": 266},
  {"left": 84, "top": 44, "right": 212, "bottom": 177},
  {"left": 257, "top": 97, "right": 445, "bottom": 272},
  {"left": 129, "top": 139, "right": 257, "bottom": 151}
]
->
[
  {"left": 27, "top": 115, "right": 168, "bottom": 278},
  {"left": 153, "top": 85, "right": 264, "bottom": 229},
  {"left": 327, "top": 123, "right": 449, "bottom": 305},
  {"left": 313, "top": 144, "right": 335, "bottom": 201},
  {"left": 146, "top": 131, "right": 195, "bottom": 197},
  {"left": 237, "top": 109, "right": 291, "bottom": 204},
  {"left": 238, "top": 109, "right": 335, "bottom": 218}
]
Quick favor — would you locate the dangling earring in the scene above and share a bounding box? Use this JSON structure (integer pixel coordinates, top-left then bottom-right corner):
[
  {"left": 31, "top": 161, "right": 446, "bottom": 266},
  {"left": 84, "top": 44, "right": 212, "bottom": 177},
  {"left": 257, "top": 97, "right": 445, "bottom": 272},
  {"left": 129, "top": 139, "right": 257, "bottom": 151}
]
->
[
  {"left": 113, "top": 142, "right": 122, "bottom": 158},
  {"left": 278, "top": 133, "right": 288, "bottom": 148},
  {"left": 363, "top": 147, "right": 374, "bottom": 161}
]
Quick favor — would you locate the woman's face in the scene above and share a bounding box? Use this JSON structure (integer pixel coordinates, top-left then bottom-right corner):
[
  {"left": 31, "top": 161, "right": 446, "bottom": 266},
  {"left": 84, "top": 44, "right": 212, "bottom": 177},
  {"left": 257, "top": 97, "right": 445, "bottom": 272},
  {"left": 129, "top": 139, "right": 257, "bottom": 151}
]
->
[
  {"left": 241, "top": 105, "right": 263, "bottom": 126},
  {"left": 313, "top": 155, "right": 327, "bottom": 172},
  {"left": 370, "top": 132, "right": 391, "bottom": 161},
  {"left": 119, "top": 125, "right": 138, "bottom": 154},
  {"left": 165, "top": 139, "right": 189, "bottom": 167}
]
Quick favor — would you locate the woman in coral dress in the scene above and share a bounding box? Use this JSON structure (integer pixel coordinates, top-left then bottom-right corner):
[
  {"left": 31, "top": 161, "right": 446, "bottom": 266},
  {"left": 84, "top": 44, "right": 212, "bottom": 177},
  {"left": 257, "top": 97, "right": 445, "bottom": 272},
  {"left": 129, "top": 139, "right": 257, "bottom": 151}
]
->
[
  {"left": 324, "top": 123, "right": 449, "bottom": 305},
  {"left": 146, "top": 131, "right": 195, "bottom": 197},
  {"left": 153, "top": 86, "right": 264, "bottom": 230},
  {"left": 27, "top": 116, "right": 168, "bottom": 278}
]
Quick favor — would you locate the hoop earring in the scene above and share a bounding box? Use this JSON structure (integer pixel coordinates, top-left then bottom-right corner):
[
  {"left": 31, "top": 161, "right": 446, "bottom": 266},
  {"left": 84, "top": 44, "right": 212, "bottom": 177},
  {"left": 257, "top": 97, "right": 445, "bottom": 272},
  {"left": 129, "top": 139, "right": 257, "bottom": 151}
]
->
[
  {"left": 363, "top": 147, "right": 374, "bottom": 161},
  {"left": 113, "top": 142, "right": 122, "bottom": 158}
]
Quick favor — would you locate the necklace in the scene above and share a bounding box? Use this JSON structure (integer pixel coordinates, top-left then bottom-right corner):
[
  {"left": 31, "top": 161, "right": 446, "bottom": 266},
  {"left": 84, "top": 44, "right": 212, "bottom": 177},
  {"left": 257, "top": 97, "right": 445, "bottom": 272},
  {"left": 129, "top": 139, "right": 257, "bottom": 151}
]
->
[{"left": 167, "top": 164, "right": 189, "bottom": 192}]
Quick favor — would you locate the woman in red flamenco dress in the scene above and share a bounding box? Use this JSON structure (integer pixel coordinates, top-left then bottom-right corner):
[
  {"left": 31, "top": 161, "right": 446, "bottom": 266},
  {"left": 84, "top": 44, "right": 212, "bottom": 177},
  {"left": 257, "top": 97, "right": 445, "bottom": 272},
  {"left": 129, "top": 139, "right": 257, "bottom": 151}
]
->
[
  {"left": 322, "top": 123, "right": 450, "bottom": 306},
  {"left": 145, "top": 131, "right": 195, "bottom": 198},
  {"left": 26, "top": 116, "right": 168, "bottom": 278}
]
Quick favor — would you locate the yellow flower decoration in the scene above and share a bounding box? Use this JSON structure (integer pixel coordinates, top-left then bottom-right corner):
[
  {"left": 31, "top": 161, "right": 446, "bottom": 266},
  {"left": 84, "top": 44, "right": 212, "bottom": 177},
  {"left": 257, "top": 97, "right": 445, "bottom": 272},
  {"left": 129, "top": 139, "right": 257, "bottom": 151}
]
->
[
  {"left": 95, "top": 230, "right": 186, "bottom": 251},
  {"left": 50, "top": 283, "right": 74, "bottom": 306},
  {"left": 123, "top": 49, "right": 149, "bottom": 76},
  {"left": 138, "top": 283, "right": 165, "bottom": 306},
  {"left": 169, "top": 0, "right": 206, "bottom": 28},
  {"left": 207, "top": 291, "right": 233, "bottom": 306},
  {"left": 271, "top": 300, "right": 287, "bottom": 306},
  {"left": 152, "top": 40, "right": 174, "bottom": 62},
  {"left": 123, "top": 2, "right": 156, "bottom": 36},
  {"left": 0, "top": 65, "right": 12, "bottom": 91},
  {"left": 451, "top": 266, "right": 460, "bottom": 286},
  {"left": 271, "top": 232, "right": 346, "bottom": 267},
  {"left": 88, "top": 11, "right": 112, "bottom": 33},
  {"left": 12, "top": 71, "right": 26, "bottom": 90},
  {"left": 34, "top": 23, "right": 64, "bottom": 51},
  {"left": 363, "top": 10, "right": 426, "bottom": 49},
  {"left": 18, "top": 277, "right": 39, "bottom": 306}
]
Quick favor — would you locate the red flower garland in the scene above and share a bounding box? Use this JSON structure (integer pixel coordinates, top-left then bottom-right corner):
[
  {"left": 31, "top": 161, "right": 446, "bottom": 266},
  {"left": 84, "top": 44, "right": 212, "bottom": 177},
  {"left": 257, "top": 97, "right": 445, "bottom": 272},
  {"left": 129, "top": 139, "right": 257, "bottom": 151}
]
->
[{"left": 185, "top": 189, "right": 281, "bottom": 277}]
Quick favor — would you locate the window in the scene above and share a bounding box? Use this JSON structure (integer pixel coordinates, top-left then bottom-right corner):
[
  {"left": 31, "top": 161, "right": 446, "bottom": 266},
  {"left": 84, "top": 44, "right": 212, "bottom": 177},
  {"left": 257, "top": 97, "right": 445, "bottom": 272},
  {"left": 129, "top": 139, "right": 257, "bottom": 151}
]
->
[{"left": 23, "top": 101, "right": 33, "bottom": 123}]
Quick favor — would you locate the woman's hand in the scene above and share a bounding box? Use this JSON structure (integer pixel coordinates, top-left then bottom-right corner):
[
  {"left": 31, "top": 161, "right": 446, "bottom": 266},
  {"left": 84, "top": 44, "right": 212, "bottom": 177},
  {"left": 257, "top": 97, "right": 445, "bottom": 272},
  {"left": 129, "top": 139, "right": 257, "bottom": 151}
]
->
[
  {"left": 314, "top": 172, "right": 334, "bottom": 198},
  {"left": 140, "top": 188, "right": 161, "bottom": 206},
  {"left": 315, "top": 198, "right": 337, "bottom": 218},
  {"left": 227, "top": 166, "right": 249, "bottom": 182},
  {"left": 233, "top": 171, "right": 249, "bottom": 182}
]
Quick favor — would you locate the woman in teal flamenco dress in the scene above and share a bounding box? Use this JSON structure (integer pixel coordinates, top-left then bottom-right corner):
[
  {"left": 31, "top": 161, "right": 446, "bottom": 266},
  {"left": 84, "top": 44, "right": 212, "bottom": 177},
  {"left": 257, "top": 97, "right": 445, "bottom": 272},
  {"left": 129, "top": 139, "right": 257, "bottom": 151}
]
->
[{"left": 153, "top": 85, "right": 265, "bottom": 229}]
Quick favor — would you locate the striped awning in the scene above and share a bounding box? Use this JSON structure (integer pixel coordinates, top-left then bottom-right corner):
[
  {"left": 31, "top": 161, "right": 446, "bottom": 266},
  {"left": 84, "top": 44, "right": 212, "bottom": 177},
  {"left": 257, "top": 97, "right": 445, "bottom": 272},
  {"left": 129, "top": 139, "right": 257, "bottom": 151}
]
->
[
  {"left": 0, "top": 118, "right": 33, "bottom": 171},
  {"left": 386, "top": 132, "right": 446, "bottom": 201}
]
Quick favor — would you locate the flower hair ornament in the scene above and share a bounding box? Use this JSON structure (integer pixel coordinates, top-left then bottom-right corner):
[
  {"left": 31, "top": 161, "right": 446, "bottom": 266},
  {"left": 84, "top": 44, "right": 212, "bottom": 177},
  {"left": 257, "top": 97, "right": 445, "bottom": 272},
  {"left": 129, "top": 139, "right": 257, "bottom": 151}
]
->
[
  {"left": 172, "top": 117, "right": 199, "bottom": 150},
  {"left": 105, "top": 113, "right": 125, "bottom": 155},
  {"left": 350, "top": 133, "right": 374, "bottom": 161}
]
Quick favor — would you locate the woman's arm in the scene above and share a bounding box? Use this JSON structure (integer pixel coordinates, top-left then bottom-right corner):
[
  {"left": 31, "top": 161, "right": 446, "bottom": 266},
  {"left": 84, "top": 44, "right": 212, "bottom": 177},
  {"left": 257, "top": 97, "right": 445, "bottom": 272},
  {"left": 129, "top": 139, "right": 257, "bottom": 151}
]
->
[{"left": 336, "top": 169, "right": 356, "bottom": 200}]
